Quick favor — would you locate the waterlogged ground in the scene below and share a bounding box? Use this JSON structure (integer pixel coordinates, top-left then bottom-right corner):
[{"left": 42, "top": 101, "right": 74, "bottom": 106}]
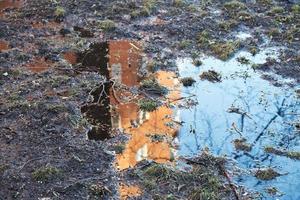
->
[
  {"left": 1, "top": 0, "right": 300, "bottom": 199},
  {"left": 177, "top": 47, "right": 300, "bottom": 199}
]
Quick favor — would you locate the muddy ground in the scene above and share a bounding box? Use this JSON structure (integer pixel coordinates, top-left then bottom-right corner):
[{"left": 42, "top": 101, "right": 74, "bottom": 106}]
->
[{"left": 0, "top": 0, "right": 299, "bottom": 199}]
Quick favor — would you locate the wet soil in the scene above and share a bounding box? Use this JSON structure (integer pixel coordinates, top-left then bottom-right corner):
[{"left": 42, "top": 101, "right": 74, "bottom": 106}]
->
[{"left": 1, "top": 0, "right": 299, "bottom": 199}]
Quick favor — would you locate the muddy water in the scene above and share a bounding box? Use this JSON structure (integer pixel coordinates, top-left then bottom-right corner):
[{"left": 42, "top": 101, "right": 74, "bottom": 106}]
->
[
  {"left": 80, "top": 40, "right": 182, "bottom": 199},
  {"left": 176, "top": 48, "right": 300, "bottom": 199}
]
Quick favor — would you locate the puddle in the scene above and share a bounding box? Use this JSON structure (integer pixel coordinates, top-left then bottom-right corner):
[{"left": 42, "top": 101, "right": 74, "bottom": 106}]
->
[
  {"left": 0, "top": 40, "right": 10, "bottom": 52},
  {"left": 0, "top": 0, "right": 25, "bottom": 16},
  {"left": 25, "top": 57, "right": 52, "bottom": 73},
  {"left": 80, "top": 40, "right": 299, "bottom": 198},
  {"left": 176, "top": 48, "right": 300, "bottom": 199},
  {"left": 80, "top": 41, "right": 179, "bottom": 168}
]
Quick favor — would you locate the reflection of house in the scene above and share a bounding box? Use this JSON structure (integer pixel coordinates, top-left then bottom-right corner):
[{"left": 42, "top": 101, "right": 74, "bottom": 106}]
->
[{"left": 107, "top": 40, "right": 179, "bottom": 170}]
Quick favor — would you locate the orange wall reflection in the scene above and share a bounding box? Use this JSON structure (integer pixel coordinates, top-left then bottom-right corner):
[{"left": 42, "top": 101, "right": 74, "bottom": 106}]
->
[{"left": 107, "top": 40, "right": 179, "bottom": 170}]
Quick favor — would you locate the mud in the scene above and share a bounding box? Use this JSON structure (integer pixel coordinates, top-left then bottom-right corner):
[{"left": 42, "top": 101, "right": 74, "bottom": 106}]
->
[{"left": 1, "top": 0, "right": 299, "bottom": 199}]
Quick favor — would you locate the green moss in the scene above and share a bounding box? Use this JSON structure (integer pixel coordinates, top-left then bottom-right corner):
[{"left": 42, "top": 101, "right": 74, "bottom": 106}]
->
[
  {"left": 210, "top": 41, "right": 240, "bottom": 61},
  {"left": 292, "top": 4, "right": 300, "bottom": 14},
  {"left": 32, "top": 166, "right": 62, "bottom": 181},
  {"left": 180, "top": 77, "right": 196, "bottom": 87},
  {"left": 223, "top": 1, "right": 245, "bottom": 12},
  {"left": 138, "top": 99, "right": 158, "bottom": 112},
  {"left": 255, "top": 168, "right": 280, "bottom": 180},
  {"left": 98, "top": 20, "right": 116, "bottom": 32},
  {"left": 249, "top": 46, "right": 259, "bottom": 56}
]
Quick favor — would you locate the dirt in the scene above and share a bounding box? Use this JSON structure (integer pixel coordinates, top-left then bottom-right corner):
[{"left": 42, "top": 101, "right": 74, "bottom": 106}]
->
[{"left": 1, "top": 0, "right": 299, "bottom": 199}]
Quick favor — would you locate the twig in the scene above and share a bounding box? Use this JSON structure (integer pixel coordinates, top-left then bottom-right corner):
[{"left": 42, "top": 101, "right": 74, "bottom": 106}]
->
[
  {"left": 218, "top": 164, "right": 240, "bottom": 200},
  {"left": 252, "top": 98, "right": 286, "bottom": 146}
]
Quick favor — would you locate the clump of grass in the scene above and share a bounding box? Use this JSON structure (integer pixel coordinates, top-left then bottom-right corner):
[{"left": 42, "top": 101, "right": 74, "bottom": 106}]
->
[
  {"left": 236, "top": 11, "right": 254, "bottom": 21},
  {"left": 173, "top": 0, "right": 186, "bottom": 7},
  {"left": 275, "top": 15, "right": 293, "bottom": 23},
  {"left": 249, "top": 46, "right": 259, "bottom": 56},
  {"left": 0, "top": 164, "right": 9, "bottom": 174},
  {"left": 237, "top": 56, "right": 250, "bottom": 65},
  {"left": 267, "top": 28, "right": 281, "bottom": 38},
  {"left": 140, "top": 77, "right": 167, "bottom": 95},
  {"left": 210, "top": 41, "right": 240, "bottom": 60},
  {"left": 189, "top": 168, "right": 222, "bottom": 200},
  {"left": 255, "top": 168, "right": 280, "bottom": 180},
  {"left": 256, "top": 0, "right": 273, "bottom": 6},
  {"left": 187, "top": 4, "right": 198, "bottom": 12},
  {"left": 180, "top": 77, "right": 196, "bottom": 87},
  {"left": 148, "top": 134, "right": 165, "bottom": 142},
  {"left": 218, "top": 19, "right": 238, "bottom": 32},
  {"left": 143, "top": 179, "right": 157, "bottom": 190},
  {"left": 197, "top": 30, "right": 211, "bottom": 47},
  {"left": 265, "top": 146, "right": 300, "bottom": 160},
  {"left": 32, "top": 166, "right": 62, "bottom": 181},
  {"left": 178, "top": 40, "right": 192, "bottom": 50},
  {"left": 223, "top": 1, "right": 245, "bottom": 12},
  {"left": 89, "top": 184, "right": 107, "bottom": 197},
  {"left": 146, "top": 60, "right": 157, "bottom": 73},
  {"left": 233, "top": 138, "right": 252, "bottom": 152},
  {"left": 131, "top": 0, "right": 157, "bottom": 17},
  {"left": 285, "top": 27, "right": 300, "bottom": 43},
  {"left": 192, "top": 59, "right": 202, "bottom": 67},
  {"left": 292, "top": 4, "right": 300, "bottom": 14},
  {"left": 200, "top": 70, "right": 221, "bottom": 82},
  {"left": 265, "top": 187, "right": 280, "bottom": 196},
  {"left": 98, "top": 20, "right": 116, "bottom": 32},
  {"left": 268, "top": 6, "right": 284, "bottom": 15},
  {"left": 189, "top": 188, "right": 219, "bottom": 200},
  {"left": 138, "top": 99, "right": 158, "bottom": 112},
  {"left": 114, "top": 143, "right": 126, "bottom": 154},
  {"left": 143, "top": 164, "right": 172, "bottom": 178},
  {"left": 54, "top": 6, "right": 65, "bottom": 17}
]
